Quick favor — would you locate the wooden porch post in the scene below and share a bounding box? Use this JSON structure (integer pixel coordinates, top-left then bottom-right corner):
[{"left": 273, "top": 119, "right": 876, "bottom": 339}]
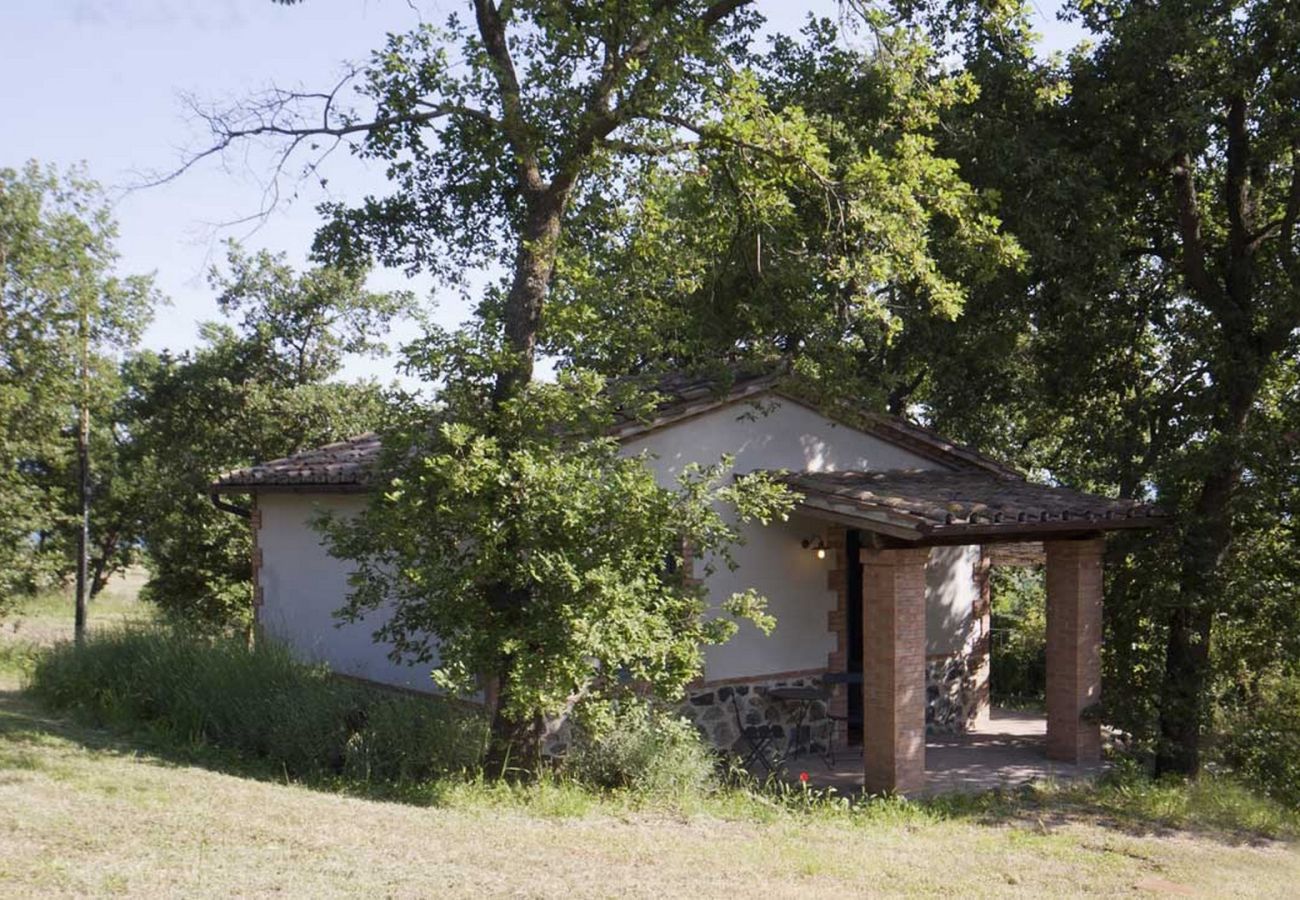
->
[
  {"left": 1045, "top": 537, "right": 1105, "bottom": 764},
  {"left": 861, "top": 546, "right": 930, "bottom": 794}
]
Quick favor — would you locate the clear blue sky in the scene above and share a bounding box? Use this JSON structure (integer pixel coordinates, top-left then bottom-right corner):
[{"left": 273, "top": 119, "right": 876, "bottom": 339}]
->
[{"left": 0, "top": 1, "right": 1083, "bottom": 382}]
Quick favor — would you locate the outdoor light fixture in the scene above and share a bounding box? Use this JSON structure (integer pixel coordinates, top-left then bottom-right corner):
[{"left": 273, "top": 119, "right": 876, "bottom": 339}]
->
[{"left": 801, "top": 536, "right": 828, "bottom": 560}]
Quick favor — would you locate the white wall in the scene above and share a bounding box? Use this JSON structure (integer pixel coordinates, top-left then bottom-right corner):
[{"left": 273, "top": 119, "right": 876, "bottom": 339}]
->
[
  {"left": 253, "top": 394, "right": 979, "bottom": 690},
  {"left": 256, "top": 493, "right": 438, "bottom": 693},
  {"left": 701, "top": 512, "right": 840, "bottom": 681},
  {"left": 623, "top": 396, "right": 971, "bottom": 681},
  {"left": 621, "top": 396, "right": 939, "bottom": 483},
  {"left": 926, "top": 545, "right": 980, "bottom": 657}
]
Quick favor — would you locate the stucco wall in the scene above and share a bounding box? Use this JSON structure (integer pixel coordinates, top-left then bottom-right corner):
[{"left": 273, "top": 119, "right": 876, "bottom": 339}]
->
[
  {"left": 256, "top": 493, "right": 437, "bottom": 693},
  {"left": 926, "top": 545, "right": 980, "bottom": 657},
  {"left": 622, "top": 396, "right": 971, "bottom": 682},
  {"left": 253, "top": 394, "right": 980, "bottom": 691},
  {"left": 620, "top": 396, "right": 938, "bottom": 481}
]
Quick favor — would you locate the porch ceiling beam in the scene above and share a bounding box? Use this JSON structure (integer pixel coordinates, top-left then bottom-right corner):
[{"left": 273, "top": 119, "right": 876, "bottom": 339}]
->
[{"left": 790, "top": 498, "right": 921, "bottom": 540}]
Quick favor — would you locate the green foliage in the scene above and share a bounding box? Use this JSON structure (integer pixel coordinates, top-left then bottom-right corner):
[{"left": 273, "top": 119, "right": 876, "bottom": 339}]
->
[
  {"left": 211, "top": 241, "right": 405, "bottom": 383},
  {"left": 879, "top": 0, "right": 1300, "bottom": 772},
  {"left": 989, "top": 566, "right": 1045, "bottom": 705},
  {"left": 124, "top": 243, "right": 401, "bottom": 630},
  {"left": 0, "top": 161, "right": 156, "bottom": 605},
  {"left": 565, "top": 701, "right": 717, "bottom": 798},
  {"left": 322, "top": 333, "right": 794, "bottom": 742},
  {"left": 1218, "top": 671, "right": 1300, "bottom": 808},
  {"left": 547, "top": 17, "right": 1024, "bottom": 392},
  {"left": 28, "top": 627, "right": 485, "bottom": 786},
  {"left": 309, "top": 2, "right": 761, "bottom": 280}
]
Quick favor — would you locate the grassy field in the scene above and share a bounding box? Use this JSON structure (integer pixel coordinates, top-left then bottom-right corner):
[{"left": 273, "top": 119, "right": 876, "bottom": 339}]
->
[
  {"left": 0, "top": 569, "right": 153, "bottom": 649},
  {"left": 1, "top": 582, "right": 1298, "bottom": 897}
]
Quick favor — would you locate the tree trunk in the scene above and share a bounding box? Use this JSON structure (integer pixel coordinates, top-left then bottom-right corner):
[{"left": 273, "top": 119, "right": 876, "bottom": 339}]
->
[
  {"left": 74, "top": 420, "right": 90, "bottom": 642},
  {"left": 73, "top": 316, "right": 90, "bottom": 646},
  {"left": 482, "top": 194, "right": 566, "bottom": 773},
  {"left": 1154, "top": 369, "right": 1259, "bottom": 776},
  {"left": 89, "top": 531, "right": 117, "bottom": 598},
  {"left": 492, "top": 195, "right": 564, "bottom": 404},
  {"left": 483, "top": 656, "right": 543, "bottom": 778}
]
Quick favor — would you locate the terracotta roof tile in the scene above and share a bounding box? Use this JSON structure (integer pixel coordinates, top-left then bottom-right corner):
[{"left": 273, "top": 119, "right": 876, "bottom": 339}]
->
[
  {"left": 211, "top": 368, "right": 1018, "bottom": 491},
  {"left": 211, "top": 433, "right": 380, "bottom": 491},
  {"left": 774, "top": 469, "right": 1167, "bottom": 540}
]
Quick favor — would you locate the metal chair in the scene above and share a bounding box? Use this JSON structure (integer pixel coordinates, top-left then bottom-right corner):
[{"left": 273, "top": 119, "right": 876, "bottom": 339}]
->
[
  {"left": 730, "top": 693, "right": 785, "bottom": 775},
  {"left": 821, "top": 671, "right": 863, "bottom": 766}
]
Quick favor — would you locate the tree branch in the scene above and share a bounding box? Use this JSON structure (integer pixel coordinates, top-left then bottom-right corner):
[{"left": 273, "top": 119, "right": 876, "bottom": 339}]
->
[
  {"left": 1169, "top": 151, "right": 1231, "bottom": 325},
  {"left": 1223, "top": 92, "right": 1255, "bottom": 316},
  {"left": 473, "top": 0, "right": 545, "bottom": 194}
]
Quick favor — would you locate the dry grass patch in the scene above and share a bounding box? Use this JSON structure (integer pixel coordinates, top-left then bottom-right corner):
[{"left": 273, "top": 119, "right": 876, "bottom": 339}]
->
[{"left": 1, "top": 569, "right": 153, "bottom": 650}]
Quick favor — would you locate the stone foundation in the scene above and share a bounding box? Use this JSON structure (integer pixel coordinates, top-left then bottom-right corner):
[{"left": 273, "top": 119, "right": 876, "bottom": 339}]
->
[
  {"left": 926, "top": 652, "right": 981, "bottom": 734},
  {"left": 679, "top": 674, "right": 833, "bottom": 754},
  {"left": 677, "top": 657, "right": 984, "bottom": 755}
]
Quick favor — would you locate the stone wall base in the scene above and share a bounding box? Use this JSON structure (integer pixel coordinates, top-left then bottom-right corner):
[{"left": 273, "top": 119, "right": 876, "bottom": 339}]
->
[
  {"left": 679, "top": 658, "right": 984, "bottom": 754},
  {"left": 541, "top": 654, "right": 985, "bottom": 759},
  {"left": 679, "top": 675, "right": 832, "bottom": 754},
  {"left": 926, "top": 652, "right": 982, "bottom": 734}
]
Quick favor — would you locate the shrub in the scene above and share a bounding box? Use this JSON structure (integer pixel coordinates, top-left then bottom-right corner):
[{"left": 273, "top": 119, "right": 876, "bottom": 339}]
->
[
  {"left": 27, "top": 627, "right": 485, "bottom": 787},
  {"left": 565, "top": 702, "right": 717, "bottom": 798},
  {"left": 1218, "top": 671, "right": 1300, "bottom": 808}
]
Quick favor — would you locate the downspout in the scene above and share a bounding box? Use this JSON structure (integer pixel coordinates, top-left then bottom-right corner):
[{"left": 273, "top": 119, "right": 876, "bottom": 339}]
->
[
  {"left": 210, "top": 488, "right": 257, "bottom": 646},
  {"left": 209, "top": 491, "right": 251, "bottom": 519}
]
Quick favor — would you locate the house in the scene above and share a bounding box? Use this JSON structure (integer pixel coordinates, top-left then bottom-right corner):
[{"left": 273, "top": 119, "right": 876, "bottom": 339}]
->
[{"left": 210, "top": 371, "right": 1166, "bottom": 793}]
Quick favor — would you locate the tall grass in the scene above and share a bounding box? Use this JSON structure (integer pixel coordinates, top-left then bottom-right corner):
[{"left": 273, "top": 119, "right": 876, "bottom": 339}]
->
[
  {"left": 27, "top": 627, "right": 485, "bottom": 789},
  {"left": 564, "top": 703, "right": 717, "bottom": 798}
]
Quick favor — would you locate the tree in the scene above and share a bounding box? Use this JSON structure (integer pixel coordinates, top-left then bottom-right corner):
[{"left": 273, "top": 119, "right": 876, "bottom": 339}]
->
[
  {"left": 544, "top": 15, "right": 1023, "bottom": 398},
  {"left": 1076, "top": 0, "right": 1300, "bottom": 780},
  {"left": 125, "top": 244, "right": 402, "bottom": 631},
  {"left": 321, "top": 340, "right": 791, "bottom": 771},
  {"left": 878, "top": 0, "right": 1300, "bottom": 776},
  {"left": 0, "top": 162, "right": 155, "bottom": 632},
  {"left": 185, "top": 0, "right": 818, "bottom": 767}
]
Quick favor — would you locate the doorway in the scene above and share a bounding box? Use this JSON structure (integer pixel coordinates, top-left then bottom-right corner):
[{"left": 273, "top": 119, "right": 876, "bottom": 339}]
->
[{"left": 845, "top": 528, "right": 864, "bottom": 745}]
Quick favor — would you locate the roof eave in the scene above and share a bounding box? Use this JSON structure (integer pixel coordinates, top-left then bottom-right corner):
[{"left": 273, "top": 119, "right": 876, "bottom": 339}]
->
[{"left": 209, "top": 480, "right": 369, "bottom": 495}]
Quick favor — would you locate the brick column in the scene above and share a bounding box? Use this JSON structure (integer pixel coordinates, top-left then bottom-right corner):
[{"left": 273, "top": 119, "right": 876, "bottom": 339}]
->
[
  {"left": 823, "top": 525, "right": 849, "bottom": 726},
  {"left": 1045, "top": 538, "right": 1104, "bottom": 764},
  {"left": 861, "top": 546, "right": 930, "bottom": 794}
]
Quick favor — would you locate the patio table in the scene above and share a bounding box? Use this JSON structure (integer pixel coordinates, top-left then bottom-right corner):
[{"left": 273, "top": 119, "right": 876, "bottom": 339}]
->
[{"left": 766, "top": 685, "right": 829, "bottom": 761}]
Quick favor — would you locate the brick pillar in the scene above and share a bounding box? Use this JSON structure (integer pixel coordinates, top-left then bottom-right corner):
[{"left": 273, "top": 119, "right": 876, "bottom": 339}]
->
[
  {"left": 861, "top": 546, "right": 929, "bottom": 794},
  {"left": 823, "top": 525, "right": 849, "bottom": 727},
  {"left": 1045, "top": 538, "right": 1104, "bottom": 764}
]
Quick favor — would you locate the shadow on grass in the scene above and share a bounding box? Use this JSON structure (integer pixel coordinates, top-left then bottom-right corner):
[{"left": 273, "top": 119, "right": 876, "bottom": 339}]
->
[
  {"left": 3, "top": 683, "right": 1295, "bottom": 847},
  {"left": 921, "top": 777, "right": 1297, "bottom": 848},
  {"left": 0, "top": 686, "right": 465, "bottom": 810}
]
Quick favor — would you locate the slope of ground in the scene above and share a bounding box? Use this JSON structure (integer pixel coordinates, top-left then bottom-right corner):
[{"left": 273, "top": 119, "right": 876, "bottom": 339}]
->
[
  {"left": 1, "top": 581, "right": 1296, "bottom": 897},
  {"left": 0, "top": 681, "right": 1296, "bottom": 898}
]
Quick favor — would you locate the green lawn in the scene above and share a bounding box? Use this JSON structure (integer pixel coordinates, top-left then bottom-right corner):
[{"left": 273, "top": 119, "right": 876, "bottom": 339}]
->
[
  {"left": 0, "top": 677, "right": 1295, "bottom": 898},
  {"left": 1, "top": 579, "right": 1297, "bottom": 897}
]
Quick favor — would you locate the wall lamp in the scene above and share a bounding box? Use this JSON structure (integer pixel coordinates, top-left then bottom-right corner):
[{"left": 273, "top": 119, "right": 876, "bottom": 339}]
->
[{"left": 801, "top": 536, "right": 828, "bottom": 560}]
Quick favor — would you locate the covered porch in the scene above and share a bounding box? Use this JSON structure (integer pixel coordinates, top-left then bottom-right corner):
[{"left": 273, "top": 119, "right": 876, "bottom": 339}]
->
[
  {"left": 799, "top": 707, "right": 1106, "bottom": 796},
  {"left": 771, "top": 469, "right": 1166, "bottom": 795}
]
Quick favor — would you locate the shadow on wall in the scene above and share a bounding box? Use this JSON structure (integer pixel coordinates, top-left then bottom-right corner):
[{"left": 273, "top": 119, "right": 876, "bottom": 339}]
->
[{"left": 926, "top": 546, "right": 978, "bottom": 658}]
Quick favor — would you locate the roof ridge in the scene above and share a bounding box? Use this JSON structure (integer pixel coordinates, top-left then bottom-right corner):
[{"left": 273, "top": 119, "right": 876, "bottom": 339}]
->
[{"left": 210, "top": 368, "right": 1020, "bottom": 492}]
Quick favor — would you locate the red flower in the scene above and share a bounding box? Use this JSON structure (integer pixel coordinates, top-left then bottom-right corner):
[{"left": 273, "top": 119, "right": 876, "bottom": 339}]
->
[{"left": 799, "top": 771, "right": 809, "bottom": 783}]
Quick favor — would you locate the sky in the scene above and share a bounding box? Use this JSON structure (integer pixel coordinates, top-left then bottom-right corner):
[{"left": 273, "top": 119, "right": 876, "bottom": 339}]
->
[{"left": 1, "top": 1, "right": 1085, "bottom": 384}]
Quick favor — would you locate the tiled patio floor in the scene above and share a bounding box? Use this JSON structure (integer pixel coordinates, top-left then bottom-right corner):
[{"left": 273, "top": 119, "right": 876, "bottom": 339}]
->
[{"left": 785, "top": 708, "right": 1106, "bottom": 797}]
